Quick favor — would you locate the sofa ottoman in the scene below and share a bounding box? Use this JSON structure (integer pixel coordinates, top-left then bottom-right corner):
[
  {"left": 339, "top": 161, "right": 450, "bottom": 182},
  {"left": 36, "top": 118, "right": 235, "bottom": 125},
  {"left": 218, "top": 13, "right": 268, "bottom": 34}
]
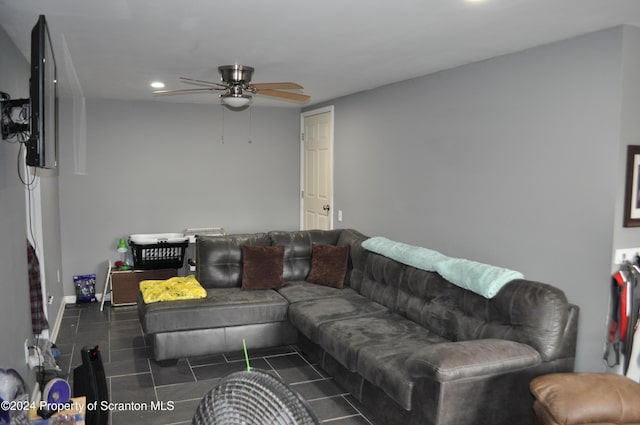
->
[
  {"left": 137, "top": 287, "right": 297, "bottom": 360},
  {"left": 530, "top": 373, "right": 640, "bottom": 425}
]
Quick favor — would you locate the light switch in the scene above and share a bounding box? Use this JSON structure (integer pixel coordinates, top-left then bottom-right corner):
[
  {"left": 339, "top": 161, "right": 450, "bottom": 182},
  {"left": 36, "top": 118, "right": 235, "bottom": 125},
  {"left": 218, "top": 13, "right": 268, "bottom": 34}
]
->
[{"left": 614, "top": 248, "right": 640, "bottom": 264}]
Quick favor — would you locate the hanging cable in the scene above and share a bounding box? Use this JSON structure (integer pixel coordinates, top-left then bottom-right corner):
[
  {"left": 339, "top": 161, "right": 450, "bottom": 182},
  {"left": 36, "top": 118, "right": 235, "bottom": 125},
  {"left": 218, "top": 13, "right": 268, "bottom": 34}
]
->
[{"left": 248, "top": 107, "right": 252, "bottom": 144}]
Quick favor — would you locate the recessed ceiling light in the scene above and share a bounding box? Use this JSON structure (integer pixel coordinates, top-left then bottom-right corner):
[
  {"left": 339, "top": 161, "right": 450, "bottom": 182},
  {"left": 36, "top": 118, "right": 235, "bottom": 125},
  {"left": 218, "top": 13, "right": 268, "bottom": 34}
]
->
[{"left": 150, "top": 81, "right": 165, "bottom": 89}]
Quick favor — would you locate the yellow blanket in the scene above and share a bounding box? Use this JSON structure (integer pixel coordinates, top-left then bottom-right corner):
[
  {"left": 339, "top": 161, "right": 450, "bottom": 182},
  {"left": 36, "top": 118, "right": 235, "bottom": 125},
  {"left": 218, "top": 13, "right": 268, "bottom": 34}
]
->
[{"left": 139, "top": 275, "right": 207, "bottom": 304}]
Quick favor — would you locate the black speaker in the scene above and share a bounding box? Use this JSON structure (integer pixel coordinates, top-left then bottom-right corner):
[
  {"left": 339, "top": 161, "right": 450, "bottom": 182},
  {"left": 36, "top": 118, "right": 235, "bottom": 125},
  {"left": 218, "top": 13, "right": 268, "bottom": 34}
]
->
[{"left": 73, "top": 345, "right": 108, "bottom": 425}]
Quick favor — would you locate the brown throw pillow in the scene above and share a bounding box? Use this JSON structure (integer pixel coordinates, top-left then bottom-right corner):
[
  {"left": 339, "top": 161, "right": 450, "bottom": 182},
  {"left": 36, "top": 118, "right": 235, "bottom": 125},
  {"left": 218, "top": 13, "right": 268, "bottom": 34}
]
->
[
  {"left": 306, "top": 244, "right": 350, "bottom": 288},
  {"left": 242, "top": 245, "right": 285, "bottom": 290}
]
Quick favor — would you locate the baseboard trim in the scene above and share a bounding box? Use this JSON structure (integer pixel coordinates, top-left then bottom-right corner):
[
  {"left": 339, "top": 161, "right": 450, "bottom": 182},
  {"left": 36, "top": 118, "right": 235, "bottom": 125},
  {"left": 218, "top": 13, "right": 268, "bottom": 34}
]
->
[
  {"left": 62, "top": 294, "right": 109, "bottom": 306},
  {"left": 48, "top": 299, "right": 67, "bottom": 342}
]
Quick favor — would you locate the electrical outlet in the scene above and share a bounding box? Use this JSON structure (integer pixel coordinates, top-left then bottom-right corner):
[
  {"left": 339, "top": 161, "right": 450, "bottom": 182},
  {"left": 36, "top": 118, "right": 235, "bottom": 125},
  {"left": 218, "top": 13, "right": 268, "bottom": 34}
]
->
[
  {"left": 614, "top": 248, "right": 640, "bottom": 264},
  {"left": 24, "top": 339, "right": 29, "bottom": 365},
  {"left": 47, "top": 295, "right": 53, "bottom": 305}
]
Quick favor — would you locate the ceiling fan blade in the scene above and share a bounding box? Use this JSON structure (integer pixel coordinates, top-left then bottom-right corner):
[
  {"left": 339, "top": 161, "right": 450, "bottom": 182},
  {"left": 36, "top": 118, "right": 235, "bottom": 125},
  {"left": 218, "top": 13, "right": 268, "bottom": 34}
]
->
[
  {"left": 153, "top": 87, "right": 224, "bottom": 95},
  {"left": 250, "top": 82, "right": 304, "bottom": 90},
  {"left": 179, "top": 77, "right": 228, "bottom": 88},
  {"left": 256, "top": 88, "right": 310, "bottom": 102}
]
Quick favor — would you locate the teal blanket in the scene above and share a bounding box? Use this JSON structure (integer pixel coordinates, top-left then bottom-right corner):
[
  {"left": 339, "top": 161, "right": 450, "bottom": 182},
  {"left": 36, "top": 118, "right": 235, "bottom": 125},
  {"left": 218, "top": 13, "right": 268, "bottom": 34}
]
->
[
  {"left": 434, "top": 257, "right": 523, "bottom": 299},
  {"left": 361, "top": 237, "right": 523, "bottom": 298},
  {"left": 361, "top": 237, "right": 445, "bottom": 271}
]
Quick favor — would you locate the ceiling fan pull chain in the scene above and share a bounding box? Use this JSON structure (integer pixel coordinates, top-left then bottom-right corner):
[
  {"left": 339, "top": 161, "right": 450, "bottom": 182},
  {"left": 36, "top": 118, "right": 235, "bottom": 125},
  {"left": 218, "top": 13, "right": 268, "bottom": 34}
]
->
[
  {"left": 221, "top": 105, "right": 225, "bottom": 144},
  {"left": 248, "top": 107, "right": 252, "bottom": 144}
]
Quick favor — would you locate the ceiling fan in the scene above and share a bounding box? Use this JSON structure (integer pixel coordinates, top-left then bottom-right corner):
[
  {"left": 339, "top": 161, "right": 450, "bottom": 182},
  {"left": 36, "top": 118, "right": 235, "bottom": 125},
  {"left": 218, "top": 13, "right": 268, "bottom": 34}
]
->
[{"left": 153, "top": 65, "right": 310, "bottom": 108}]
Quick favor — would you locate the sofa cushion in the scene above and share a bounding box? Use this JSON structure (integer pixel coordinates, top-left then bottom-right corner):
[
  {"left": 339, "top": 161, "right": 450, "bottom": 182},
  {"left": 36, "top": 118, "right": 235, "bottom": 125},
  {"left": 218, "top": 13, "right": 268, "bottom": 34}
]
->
[
  {"left": 277, "top": 281, "right": 357, "bottom": 303},
  {"left": 139, "top": 287, "right": 289, "bottom": 334},
  {"left": 336, "top": 229, "right": 369, "bottom": 289},
  {"left": 241, "top": 245, "right": 285, "bottom": 290},
  {"left": 355, "top": 252, "right": 405, "bottom": 310},
  {"left": 268, "top": 230, "right": 343, "bottom": 281},
  {"left": 196, "top": 233, "right": 270, "bottom": 288},
  {"left": 288, "top": 291, "right": 389, "bottom": 341},
  {"left": 317, "top": 313, "right": 446, "bottom": 372},
  {"left": 306, "top": 244, "right": 350, "bottom": 288}
]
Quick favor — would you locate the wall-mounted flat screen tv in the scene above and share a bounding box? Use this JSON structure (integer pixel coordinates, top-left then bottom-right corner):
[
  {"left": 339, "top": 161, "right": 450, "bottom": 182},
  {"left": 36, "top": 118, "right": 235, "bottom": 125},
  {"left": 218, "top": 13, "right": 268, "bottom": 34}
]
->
[{"left": 26, "top": 15, "right": 58, "bottom": 169}]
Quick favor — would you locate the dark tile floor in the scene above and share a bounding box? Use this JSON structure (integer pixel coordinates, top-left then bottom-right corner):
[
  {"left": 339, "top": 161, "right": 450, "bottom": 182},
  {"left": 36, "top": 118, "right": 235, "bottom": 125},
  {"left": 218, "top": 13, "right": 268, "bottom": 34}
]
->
[{"left": 54, "top": 302, "right": 380, "bottom": 425}]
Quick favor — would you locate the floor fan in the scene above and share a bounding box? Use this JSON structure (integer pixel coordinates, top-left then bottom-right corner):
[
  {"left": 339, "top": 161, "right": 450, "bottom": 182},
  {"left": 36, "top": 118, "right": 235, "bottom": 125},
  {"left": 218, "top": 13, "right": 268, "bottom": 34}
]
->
[{"left": 193, "top": 340, "right": 319, "bottom": 424}]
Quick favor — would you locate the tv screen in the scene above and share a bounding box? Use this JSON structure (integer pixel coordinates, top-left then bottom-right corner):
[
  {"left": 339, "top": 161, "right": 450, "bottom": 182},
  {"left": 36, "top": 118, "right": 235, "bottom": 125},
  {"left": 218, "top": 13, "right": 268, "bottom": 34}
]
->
[{"left": 26, "top": 15, "right": 58, "bottom": 169}]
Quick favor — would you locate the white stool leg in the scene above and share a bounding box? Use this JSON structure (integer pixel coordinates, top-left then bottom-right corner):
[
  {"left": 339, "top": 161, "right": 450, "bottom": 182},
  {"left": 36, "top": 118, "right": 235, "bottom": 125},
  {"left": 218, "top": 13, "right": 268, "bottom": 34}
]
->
[{"left": 100, "top": 260, "right": 112, "bottom": 311}]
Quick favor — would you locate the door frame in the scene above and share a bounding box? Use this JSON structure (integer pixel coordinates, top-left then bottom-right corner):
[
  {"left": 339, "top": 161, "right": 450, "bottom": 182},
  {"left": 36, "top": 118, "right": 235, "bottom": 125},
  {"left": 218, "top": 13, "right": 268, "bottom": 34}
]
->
[{"left": 300, "top": 105, "right": 335, "bottom": 230}]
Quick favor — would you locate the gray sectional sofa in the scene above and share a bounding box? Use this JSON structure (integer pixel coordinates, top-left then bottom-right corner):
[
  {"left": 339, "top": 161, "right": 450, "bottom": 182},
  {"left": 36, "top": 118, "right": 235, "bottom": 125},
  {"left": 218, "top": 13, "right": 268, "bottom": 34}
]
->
[{"left": 136, "top": 228, "right": 579, "bottom": 425}]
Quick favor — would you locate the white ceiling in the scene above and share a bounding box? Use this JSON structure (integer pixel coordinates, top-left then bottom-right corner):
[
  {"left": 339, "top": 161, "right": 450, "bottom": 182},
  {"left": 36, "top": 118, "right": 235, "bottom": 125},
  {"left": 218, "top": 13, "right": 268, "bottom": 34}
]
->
[{"left": 2, "top": 0, "right": 640, "bottom": 108}]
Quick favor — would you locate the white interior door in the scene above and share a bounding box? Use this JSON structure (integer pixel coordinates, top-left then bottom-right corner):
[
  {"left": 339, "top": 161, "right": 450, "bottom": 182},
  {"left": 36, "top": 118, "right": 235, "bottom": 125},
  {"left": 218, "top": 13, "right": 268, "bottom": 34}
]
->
[{"left": 301, "top": 107, "right": 333, "bottom": 230}]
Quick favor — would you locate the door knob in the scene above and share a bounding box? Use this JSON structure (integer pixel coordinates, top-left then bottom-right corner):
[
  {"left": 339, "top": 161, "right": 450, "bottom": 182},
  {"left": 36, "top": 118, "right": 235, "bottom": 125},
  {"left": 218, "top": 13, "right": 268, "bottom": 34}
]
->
[{"left": 322, "top": 204, "right": 330, "bottom": 212}]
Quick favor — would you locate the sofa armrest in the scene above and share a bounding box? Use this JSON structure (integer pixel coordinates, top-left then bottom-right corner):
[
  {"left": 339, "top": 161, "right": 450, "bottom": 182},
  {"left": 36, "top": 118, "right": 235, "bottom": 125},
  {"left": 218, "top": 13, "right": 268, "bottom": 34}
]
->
[{"left": 407, "top": 338, "right": 541, "bottom": 382}]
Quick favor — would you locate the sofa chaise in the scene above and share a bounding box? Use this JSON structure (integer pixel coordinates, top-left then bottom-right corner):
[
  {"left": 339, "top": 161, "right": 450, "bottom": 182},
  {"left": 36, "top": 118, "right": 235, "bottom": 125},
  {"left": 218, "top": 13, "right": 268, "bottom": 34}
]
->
[{"left": 136, "top": 228, "right": 579, "bottom": 425}]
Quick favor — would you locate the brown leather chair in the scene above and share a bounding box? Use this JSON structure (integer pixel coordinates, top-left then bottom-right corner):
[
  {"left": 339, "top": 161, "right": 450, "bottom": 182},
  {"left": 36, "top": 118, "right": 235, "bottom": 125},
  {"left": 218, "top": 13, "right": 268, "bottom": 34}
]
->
[{"left": 530, "top": 373, "right": 640, "bottom": 425}]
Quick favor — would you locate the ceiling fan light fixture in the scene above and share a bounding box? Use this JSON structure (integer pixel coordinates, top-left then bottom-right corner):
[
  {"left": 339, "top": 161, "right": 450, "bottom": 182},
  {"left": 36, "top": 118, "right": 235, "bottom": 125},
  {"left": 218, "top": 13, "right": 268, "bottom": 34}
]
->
[{"left": 220, "top": 93, "right": 252, "bottom": 108}]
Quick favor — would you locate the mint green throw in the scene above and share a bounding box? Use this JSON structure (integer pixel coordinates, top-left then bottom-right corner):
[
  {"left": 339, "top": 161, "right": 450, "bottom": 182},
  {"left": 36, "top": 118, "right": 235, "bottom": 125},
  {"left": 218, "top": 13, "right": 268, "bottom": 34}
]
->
[
  {"left": 361, "top": 237, "right": 446, "bottom": 271},
  {"left": 361, "top": 237, "right": 523, "bottom": 298}
]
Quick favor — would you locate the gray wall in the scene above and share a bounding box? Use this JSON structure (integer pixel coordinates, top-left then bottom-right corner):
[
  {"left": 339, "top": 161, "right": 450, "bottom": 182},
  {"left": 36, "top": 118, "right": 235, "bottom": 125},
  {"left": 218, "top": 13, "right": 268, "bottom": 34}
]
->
[
  {"left": 0, "top": 26, "right": 38, "bottom": 390},
  {"left": 58, "top": 100, "right": 301, "bottom": 296},
  {"left": 613, "top": 26, "right": 640, "bottom": 250},
  {"left": 310, "top": 27, "right": 632, "bottom": 372}
]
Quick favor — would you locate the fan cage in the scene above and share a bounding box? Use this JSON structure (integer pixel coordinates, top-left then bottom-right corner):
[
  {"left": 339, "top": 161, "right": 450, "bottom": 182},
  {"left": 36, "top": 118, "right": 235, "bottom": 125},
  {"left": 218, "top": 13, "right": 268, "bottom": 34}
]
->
[{"left": 193, "top": 369, "right": 319, "bottom": 425}]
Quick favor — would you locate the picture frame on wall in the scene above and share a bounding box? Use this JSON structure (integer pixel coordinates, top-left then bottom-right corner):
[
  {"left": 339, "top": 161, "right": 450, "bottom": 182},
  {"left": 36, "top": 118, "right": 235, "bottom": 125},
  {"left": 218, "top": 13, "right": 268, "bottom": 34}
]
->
[{"left": 624, "top": 145, "right": 640, "bottom": 227}]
